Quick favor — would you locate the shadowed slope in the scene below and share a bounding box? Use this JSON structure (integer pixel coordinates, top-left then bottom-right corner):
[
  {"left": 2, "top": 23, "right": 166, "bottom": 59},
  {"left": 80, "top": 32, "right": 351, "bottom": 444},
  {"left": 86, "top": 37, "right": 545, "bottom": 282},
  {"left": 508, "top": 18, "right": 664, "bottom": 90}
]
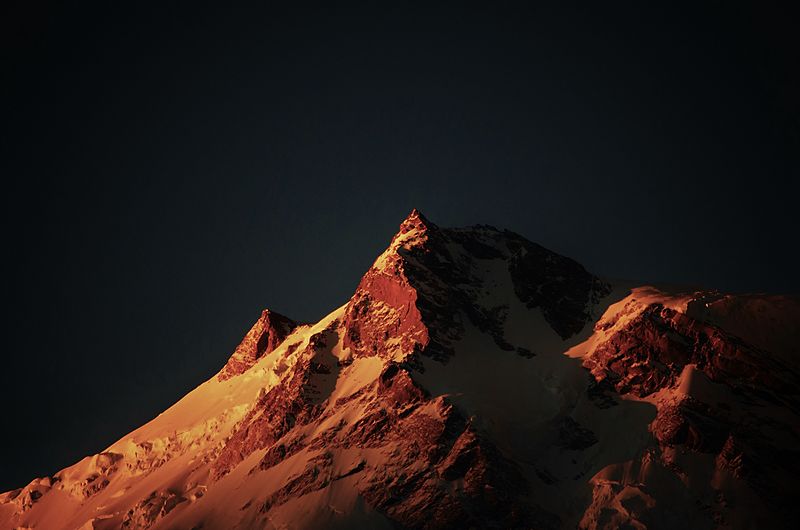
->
[{"left": 2, "top": 211, "right": 797, "bottom": 530}]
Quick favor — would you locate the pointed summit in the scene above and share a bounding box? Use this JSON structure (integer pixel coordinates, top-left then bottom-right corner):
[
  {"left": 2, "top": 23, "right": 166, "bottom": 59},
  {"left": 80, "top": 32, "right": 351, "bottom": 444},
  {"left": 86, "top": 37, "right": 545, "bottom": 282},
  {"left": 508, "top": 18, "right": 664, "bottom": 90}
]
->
[
  {"left": 5, "top": 213, "right": 798, "bottom": 530},
  {"left": 218, "top": 308, "right": 297, "bottom": 380},
  {"left": 398, "top": 208, "right": 436, "bottom": 235}
]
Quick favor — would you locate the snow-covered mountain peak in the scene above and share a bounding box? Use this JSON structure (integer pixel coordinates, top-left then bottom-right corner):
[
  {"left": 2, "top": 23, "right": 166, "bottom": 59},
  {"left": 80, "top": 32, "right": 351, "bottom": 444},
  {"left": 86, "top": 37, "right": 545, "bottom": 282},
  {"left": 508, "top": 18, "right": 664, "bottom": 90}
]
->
[
  {"left": 398, "top": 207, "right": 434, "bottom": 234},
  {"left": 349, "top": 217, "right": 611, "bottom": 370},
  {"left": 2, "top": 214, "right": 798, "bottom": 530}
]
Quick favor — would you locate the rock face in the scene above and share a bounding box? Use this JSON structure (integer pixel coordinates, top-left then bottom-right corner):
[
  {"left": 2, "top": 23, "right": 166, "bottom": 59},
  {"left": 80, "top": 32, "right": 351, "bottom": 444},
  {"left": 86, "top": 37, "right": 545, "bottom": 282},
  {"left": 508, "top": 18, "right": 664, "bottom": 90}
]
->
[
  {"left": 218, "top": 309, "right": 298, "bottom": 381},
  {"left": 578, "top": 291, "right": 800, "bottom": 529},
  {"left": 1, "top": 210, "right": 798, "bottom": 530},
  {"left": 344, "top": 209, "right": 609, "bottom": 365},
  {"left": 584, "top": 302, "right": 798, "bottom": 398}
]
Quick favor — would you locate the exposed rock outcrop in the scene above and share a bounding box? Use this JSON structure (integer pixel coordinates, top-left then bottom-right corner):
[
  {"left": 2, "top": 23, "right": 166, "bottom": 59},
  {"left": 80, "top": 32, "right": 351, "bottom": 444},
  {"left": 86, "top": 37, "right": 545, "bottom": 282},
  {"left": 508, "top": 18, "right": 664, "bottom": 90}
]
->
[
  {"left": 218, "top": 309, "right": 298, "bottom": 381},
  {"left": 2, "top": 210, "right": 797, "bottom": 530},
  {"left": 580, "top": 293, "right": 800, "bottom": 528}
]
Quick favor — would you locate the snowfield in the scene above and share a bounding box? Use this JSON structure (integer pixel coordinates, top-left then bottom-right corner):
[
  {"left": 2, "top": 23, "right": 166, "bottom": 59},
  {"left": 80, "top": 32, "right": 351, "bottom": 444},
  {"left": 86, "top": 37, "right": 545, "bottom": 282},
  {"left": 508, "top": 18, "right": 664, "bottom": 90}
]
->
[{"left": 2, "top": 210, "right": 798, "bottom": 530}]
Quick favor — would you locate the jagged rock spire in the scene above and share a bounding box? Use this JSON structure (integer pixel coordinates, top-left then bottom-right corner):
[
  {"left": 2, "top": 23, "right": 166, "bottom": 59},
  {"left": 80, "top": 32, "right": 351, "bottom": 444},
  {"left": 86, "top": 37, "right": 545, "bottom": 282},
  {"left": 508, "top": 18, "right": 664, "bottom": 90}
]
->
[
  {"left": 398, "top": 208, "right": 435, "bottom": 234},
  {"left": 218, "top": 309, "right": 297, "bottom": 381}
]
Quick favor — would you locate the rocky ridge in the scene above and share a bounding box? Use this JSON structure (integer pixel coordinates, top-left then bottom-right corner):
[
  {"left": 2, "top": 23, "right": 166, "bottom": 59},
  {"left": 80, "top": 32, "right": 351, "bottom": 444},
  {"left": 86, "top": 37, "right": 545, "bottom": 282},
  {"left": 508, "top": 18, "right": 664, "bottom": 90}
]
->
[{"left": 1, "top": 210, "right": 798, "bottom": 530}]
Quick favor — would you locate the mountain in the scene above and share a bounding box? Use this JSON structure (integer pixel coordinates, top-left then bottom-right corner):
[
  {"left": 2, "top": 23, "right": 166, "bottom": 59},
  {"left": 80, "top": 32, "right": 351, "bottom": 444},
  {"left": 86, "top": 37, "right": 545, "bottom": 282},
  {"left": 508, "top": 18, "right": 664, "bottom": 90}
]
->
[{"left": 2, "top": 210, "right": 798, "bottom": 530}]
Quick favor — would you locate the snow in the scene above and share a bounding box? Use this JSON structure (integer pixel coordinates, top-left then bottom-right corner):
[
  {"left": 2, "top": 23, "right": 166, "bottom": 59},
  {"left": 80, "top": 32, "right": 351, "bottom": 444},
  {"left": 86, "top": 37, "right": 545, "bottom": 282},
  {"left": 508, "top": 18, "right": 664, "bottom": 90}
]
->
[
  {"left": 2, "top": 216, "right": 794, "bottom": 530},
  {"left": 565, "top": 284, "right": 698, "bottom": 359},
  {"left": 0, "top": 304, "right": 352, "bottom": 530}
]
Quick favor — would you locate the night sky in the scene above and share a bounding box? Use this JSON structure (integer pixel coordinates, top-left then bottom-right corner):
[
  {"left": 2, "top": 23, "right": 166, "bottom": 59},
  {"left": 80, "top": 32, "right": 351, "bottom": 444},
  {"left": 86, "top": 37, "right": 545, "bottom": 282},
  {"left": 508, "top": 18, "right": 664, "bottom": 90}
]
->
[{"left": 2, "top": 2, "right": 798, "bottom": 490}]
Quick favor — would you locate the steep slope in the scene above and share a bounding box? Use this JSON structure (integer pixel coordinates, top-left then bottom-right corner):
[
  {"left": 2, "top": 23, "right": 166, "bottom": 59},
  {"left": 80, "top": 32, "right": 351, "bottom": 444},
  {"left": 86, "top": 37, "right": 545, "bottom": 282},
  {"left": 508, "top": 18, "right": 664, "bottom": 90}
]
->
[
  {"left": 1, "top": 210, "right": 798, "bottom": 530},
  {"left": 218, "top": 309, "right": 298, "bottom": 381}
]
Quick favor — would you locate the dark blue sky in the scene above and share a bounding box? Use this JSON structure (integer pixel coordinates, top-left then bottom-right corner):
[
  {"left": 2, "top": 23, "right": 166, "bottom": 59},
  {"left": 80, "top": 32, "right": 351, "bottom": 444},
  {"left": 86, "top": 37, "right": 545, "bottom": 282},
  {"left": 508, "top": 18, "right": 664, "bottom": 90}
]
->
[{"left": 2, "top": 2, "right": 798, "bottom": 490}]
